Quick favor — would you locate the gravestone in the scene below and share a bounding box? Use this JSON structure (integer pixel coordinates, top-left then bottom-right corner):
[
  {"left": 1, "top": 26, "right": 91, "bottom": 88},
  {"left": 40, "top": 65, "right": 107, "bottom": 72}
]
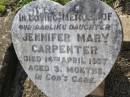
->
[{"left": 11, "top": 0, "right": 123, "bottom": 97}]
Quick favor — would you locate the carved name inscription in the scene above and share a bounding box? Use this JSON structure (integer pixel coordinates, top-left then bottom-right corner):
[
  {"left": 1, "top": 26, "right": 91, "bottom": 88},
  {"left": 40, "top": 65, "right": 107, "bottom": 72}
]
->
[{"left": 11, "top": 0, "right": 123, "bottom": 97}]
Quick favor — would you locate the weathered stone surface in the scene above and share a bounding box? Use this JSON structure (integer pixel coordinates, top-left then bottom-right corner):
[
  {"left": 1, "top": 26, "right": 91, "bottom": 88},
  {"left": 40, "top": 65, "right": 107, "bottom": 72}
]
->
[
  {"left": 105, "top": 51, "right": 130, "bottom": 97},
  {"left": 0, "top": 1, "right": 129, "bottom": 97},
  {"left": 0, "top": 12, "right": 15, "bottom": 66},
  {"left": 11, "top": 0, "right": 122, "bottom": 97},
  {"left": 0, "top": 44, "right": 27, "bottom": 97},
  {"left": 0, "top": 12, "right": 25, "bottom": 97},
  {"left": 90, "top": 82, "right": 105, "bottom": 97},
  {"left": 22, "top": 51, "right": 130, "bottom": 97},
  {"left": 120, "top": 15, "right": 130, "bottom": 41},
  {"left": 22, "top": 79, "right": 46, "bottom": 97}
]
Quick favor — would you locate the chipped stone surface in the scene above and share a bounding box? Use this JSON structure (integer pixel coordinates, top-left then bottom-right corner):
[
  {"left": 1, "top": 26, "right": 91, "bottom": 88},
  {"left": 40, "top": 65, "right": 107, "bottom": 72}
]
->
[{"left": 11, "top": 0, "right": 122, "bottom": 97}]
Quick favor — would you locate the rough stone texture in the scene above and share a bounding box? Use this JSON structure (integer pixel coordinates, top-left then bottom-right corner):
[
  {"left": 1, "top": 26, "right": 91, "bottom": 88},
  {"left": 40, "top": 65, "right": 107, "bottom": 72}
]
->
[
  {"left": 0, "top": 12, "right": 15, "bottom": 66},
  {"left": 120, "top": 15, "right": 130, "bottom": 41},
  {"left": 22, "top": 79, "right": 46, "bottom": 97},
  {"left": 11, "top": 0, "right": 122, "bottom": 97},
  {"left": 0, "top": 11, "right": 27, "bottom": 97},
  {"left": 22, "top": 49, "right": 130, "bottom": 97},
  {"left": 0, "top": 21, "right": 129, "bottom": 97},
  {"left": 0, "top": 44, "right": 27, "bottom": 97},
  {"left": 0, "top": 1, "right": 129, "bottom": 97},
  {"left": 90, "top": 82, "right": 105, "bottom": 97},
  {"left": 105, "top": 51, "right": 130, "bottom": 97}
]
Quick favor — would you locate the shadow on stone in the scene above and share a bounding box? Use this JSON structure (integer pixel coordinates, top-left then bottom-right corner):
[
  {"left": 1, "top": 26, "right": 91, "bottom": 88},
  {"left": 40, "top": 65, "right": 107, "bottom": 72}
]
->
[
  {"left": 105, "top": 53, "right": 130, "bottom": 97},
  {"left": 0, "top": 43, "right": 27, "bottom": 97}
]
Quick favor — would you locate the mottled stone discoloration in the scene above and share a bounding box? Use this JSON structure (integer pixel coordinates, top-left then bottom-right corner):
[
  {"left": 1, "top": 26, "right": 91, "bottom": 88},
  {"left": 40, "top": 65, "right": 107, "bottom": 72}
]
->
[
  {"left": 120, "top": 15, "right": 130, "bottom": 41},
  {"left": 0, "top": 12, "right": 15, "bottom": 66},
  {"left": 11, "top": 0, "right": 123, "bottom": 97}
]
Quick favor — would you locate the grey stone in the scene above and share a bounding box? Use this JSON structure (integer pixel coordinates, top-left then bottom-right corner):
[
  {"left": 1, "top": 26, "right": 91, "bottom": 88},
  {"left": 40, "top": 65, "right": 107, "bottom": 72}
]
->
[{"left": 11, "top": 0, "right": 123, "bottom": 97}]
